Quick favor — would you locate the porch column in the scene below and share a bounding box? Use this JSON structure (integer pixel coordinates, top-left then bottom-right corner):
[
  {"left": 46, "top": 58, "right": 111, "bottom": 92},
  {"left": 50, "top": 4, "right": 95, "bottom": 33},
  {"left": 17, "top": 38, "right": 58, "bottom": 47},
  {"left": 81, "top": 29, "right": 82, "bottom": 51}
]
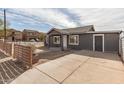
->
[
  {"left": 48, "top": 35, "right": 50, "bottom": 48},
  {"left": 61, "top": 35, "right": 64, "bottom": 51}
]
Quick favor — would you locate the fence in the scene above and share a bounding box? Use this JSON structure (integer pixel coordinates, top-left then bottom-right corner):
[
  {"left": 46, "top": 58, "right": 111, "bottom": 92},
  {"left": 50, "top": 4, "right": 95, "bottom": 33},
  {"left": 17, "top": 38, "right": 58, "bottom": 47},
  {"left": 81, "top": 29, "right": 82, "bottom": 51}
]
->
[
  {"left": 0, "top": 40, "right": 33, "bottom": 68},
  {"left": 4, "top": 42, "right": 12, "bottom": 56},
  {"left": 0, "top": 40, "right": 4, "bottom": 50},
  {"left": 13, "top": 44, "right": 33, "bottom": 68},
  {"left": 120, "top": 38, "right": 124, "bottom": 61},
  {"left": 0, "top": 40, "right": 12, "bottom": 56},
  {"left": 119, "top": 31, "right": 124, "bottom": 62}
]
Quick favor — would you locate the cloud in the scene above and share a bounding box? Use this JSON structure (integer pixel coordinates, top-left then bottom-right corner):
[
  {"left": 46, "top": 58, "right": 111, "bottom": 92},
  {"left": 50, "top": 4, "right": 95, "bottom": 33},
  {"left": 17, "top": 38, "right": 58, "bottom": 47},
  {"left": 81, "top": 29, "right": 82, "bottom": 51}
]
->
[
  {"left": 10, "top": 8, "right": 78, "bottom": 28},
  {"left": 66, "top": 8, "right": 124, "bottom": 30},
  {"left": 0, "top": 8, "right": 124, "bottom": 32}
]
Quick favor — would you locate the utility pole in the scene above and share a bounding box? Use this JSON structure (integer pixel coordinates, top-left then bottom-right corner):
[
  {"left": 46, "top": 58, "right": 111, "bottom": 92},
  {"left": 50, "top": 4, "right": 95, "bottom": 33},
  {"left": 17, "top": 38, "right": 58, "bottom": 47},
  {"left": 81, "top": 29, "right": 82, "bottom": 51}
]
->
[{"left": 4, "top": 9, "right": 6, "bottom": 40}]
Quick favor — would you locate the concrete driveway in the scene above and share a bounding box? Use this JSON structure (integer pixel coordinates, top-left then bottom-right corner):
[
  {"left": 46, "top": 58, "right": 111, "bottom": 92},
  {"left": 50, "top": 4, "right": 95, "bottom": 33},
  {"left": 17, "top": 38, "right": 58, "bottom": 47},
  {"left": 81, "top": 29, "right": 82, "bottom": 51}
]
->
[{"left": 11, "top": 50, "right": 124, "bottom": 84}]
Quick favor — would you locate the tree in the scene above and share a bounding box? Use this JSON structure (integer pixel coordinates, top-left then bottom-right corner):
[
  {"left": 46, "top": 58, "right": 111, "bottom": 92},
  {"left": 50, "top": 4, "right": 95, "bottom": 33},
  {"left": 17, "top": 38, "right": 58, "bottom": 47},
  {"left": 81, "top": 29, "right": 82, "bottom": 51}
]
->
[
  {"left": 39, "top": 32, "right": 46, "bottom": 41},
  {"left": 0, "top": 18, "right": 3, "bottom": 29},
  {"left": 0, "top": 18, "right": 11, "bottom": 38},
  {"left": 0, "top": 18, "right": 3, "bottom": 26},
  {"left": 0, "top": 18, "right": 10, "bottom": 30}
]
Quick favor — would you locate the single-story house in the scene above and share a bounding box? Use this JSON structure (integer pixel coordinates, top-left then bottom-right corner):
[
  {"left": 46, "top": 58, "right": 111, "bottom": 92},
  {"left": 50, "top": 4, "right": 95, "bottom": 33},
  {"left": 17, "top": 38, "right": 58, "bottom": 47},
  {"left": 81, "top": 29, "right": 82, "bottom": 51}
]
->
[{"left": 46, "top": 25, "right": 121, "bottom": 53}]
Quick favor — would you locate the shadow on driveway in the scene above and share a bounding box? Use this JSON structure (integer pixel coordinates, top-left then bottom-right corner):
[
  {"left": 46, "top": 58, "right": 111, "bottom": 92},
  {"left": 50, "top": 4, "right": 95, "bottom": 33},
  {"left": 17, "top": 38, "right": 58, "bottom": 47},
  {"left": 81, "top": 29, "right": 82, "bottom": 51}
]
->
[
  {"left": 0, "top": 60, "right": 27, "bottom": 84},
  {"left": 33, "top": 48, "right": 121, "bottom": 66},
  {"left": 73, "top": 50, "right": 121, "bottom": 61}
]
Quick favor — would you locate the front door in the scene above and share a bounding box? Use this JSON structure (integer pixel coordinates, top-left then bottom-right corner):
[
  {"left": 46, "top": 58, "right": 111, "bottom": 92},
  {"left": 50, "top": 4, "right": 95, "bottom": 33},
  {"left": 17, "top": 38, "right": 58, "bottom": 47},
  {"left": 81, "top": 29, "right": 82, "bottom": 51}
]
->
[
  {"left": 95, "top": 36, "right": 103, "bottom": 51},
  {"left": 63, "top": 35, "right": 67, "bottom": 50}
]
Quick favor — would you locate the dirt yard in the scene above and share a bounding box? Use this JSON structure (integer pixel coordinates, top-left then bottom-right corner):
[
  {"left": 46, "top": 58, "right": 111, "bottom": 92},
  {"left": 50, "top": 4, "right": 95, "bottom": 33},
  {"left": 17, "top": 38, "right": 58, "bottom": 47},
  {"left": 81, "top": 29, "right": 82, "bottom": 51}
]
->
[{"left": 33, "top": 48, "right": 72, "bottom": 65}]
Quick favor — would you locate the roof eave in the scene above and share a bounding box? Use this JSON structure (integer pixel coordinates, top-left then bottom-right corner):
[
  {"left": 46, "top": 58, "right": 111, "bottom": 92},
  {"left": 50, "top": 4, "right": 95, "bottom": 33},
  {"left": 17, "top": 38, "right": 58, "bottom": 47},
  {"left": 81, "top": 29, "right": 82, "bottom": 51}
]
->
[{"left": 47, "top": 28, "right": 62, "bottom": 35}]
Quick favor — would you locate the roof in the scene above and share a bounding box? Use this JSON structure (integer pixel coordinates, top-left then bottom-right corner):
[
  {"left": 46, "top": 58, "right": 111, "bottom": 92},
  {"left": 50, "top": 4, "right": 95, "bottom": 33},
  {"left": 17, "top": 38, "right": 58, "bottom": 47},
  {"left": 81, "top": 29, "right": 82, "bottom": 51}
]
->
[
  {"left": 47, "top": 25, "right": 121, "bottom": 35},
  {"left": 47, "top": 25, "right": 95, "bottom": 34},
  {"left": 23, "top": 29, "right": 39, "bottom": 32},
  {"left": 85, "top": 30, "right": 121, "bottom": 34}
]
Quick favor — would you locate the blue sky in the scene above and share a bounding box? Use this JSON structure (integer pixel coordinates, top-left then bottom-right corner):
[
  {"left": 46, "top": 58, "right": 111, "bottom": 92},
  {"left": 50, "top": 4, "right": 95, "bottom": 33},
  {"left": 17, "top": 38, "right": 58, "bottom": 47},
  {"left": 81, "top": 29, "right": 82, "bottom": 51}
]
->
[{"left": 0, "top": 8, "right": 124, "bottom": 32}]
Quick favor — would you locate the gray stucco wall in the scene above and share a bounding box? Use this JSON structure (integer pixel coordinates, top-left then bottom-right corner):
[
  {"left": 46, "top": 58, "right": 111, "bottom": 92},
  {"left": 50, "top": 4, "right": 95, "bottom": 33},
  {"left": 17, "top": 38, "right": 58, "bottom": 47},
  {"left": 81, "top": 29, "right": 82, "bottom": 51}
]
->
[
  {"left": 104, "top": 33, "right": 119, "bottom": 52},
  {"left": 48, "top": 32, "right": 119, "bottom": 53},
  {"left": 67, "top": 34, "right": 93, "bottom": 50},
  {"left": 67, "top": 33, "right": 119, "bottom": 52}
]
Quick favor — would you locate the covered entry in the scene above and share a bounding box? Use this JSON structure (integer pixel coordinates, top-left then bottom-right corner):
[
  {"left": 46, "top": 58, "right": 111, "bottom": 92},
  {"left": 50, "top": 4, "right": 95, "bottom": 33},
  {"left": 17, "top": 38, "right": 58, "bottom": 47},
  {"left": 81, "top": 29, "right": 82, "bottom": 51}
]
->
[{"left": 93, "top": 34, "right": 104, "bottom": 52}]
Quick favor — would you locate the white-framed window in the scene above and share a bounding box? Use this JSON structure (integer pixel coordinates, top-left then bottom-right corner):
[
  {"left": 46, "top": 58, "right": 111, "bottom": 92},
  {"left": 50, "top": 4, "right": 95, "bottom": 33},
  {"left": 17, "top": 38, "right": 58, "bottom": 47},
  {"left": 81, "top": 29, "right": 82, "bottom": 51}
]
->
[
  {"left": 69, "top": 35, "right": 79, "bottom": 45},
  {"left": 53, "top": 36, "right": 60, "bottom": 44}
]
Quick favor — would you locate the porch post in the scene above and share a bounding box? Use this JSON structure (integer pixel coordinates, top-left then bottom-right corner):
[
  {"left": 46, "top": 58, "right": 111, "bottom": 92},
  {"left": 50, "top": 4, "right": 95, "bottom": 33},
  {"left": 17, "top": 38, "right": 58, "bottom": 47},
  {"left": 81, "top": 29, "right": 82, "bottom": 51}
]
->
[
  {"left": 61, "top": 34, "right": 64, "bottom": 51},
  {"left": 48, "top": 35, "right": 50, "bottom": 48}
]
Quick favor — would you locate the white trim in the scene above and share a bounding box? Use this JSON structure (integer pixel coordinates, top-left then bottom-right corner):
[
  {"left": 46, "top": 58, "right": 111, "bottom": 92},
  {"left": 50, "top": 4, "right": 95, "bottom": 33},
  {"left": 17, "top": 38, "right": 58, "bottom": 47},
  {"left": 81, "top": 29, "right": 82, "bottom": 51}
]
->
[
  {"left": 69, "top": 35, "right": 79, "bottom": 45},
  {"left": 63, "top": 35, "right": 67, "bottom": 50},
  {"left": 93, "top": 34, "right": 104, "bottom": 52},
  {"left": 53, "top": 36, "right": 60, "bottom": 44}
]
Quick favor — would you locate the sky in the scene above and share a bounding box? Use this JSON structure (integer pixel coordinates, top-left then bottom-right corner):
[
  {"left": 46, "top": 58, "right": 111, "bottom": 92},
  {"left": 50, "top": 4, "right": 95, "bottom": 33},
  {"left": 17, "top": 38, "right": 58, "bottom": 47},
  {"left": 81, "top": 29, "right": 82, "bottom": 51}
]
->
[{"left": 0, "top": 8, "right": 124, "bottom": 32}]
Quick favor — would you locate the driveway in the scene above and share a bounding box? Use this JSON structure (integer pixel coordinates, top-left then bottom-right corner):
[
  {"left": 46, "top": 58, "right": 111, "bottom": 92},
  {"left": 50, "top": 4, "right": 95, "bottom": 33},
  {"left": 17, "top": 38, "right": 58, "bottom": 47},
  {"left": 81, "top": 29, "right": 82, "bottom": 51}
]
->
[{"left": 11, "top": 50, "right": 124, "bottom": 84}]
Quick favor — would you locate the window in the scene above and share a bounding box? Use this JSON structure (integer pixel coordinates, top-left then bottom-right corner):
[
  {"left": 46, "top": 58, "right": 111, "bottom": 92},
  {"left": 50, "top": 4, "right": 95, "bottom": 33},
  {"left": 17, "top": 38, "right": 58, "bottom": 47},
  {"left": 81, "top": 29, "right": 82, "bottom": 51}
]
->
[
  {"left": 53, "top": 36, "right": 60, "bottom": 44},
  {"left": 69, "top": 35, "right": 79, "bottom": 45},
  {"left": 29, "top": 32, "right": 33, "bottom": 35}
]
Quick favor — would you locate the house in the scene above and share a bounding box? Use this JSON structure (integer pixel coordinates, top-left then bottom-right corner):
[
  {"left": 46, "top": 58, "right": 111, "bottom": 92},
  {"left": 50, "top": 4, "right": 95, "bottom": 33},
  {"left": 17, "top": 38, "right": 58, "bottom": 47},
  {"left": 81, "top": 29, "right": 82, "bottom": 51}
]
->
[
  {"left": 6, "top": 29, "right": 23, "bottom": 42},
  {"left": 22, "top": 29, "right": 40, "bottom": 41},
  {"left": 11, "top": 30, "right": 23, "bottom": 41},
  {"left": 0, "top": 29, "right": 42, "bottom": 42},
  {"left": 46, "top": 25, "right": 121, "bottom": 53}
]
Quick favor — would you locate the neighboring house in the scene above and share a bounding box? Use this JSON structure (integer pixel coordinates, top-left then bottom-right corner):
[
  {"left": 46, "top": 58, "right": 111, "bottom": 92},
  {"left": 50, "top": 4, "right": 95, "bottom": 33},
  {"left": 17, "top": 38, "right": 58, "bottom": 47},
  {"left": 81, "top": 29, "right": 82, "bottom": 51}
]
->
[
  {"left": 12, "top": 30, "right": 23, "bottom": 41},
  {"left": 6, "top": 29, "right": 23, "bottom": 42},
  {"left": 46, "top": 25, "right": 121, "bottom": 53},
  {"left": 22, "top": 29, "right": 40, "bottom": 41},
  {"left": 0, "top": 29, "right": 41, "bottom": 42}
]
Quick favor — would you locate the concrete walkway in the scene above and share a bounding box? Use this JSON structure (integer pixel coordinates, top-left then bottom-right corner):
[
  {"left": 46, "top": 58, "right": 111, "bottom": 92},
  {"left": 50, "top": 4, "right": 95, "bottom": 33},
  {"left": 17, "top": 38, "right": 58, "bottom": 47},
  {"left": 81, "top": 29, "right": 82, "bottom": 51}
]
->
[{"left": 11, "top": 50, "right": 124, "bottom": 84}]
